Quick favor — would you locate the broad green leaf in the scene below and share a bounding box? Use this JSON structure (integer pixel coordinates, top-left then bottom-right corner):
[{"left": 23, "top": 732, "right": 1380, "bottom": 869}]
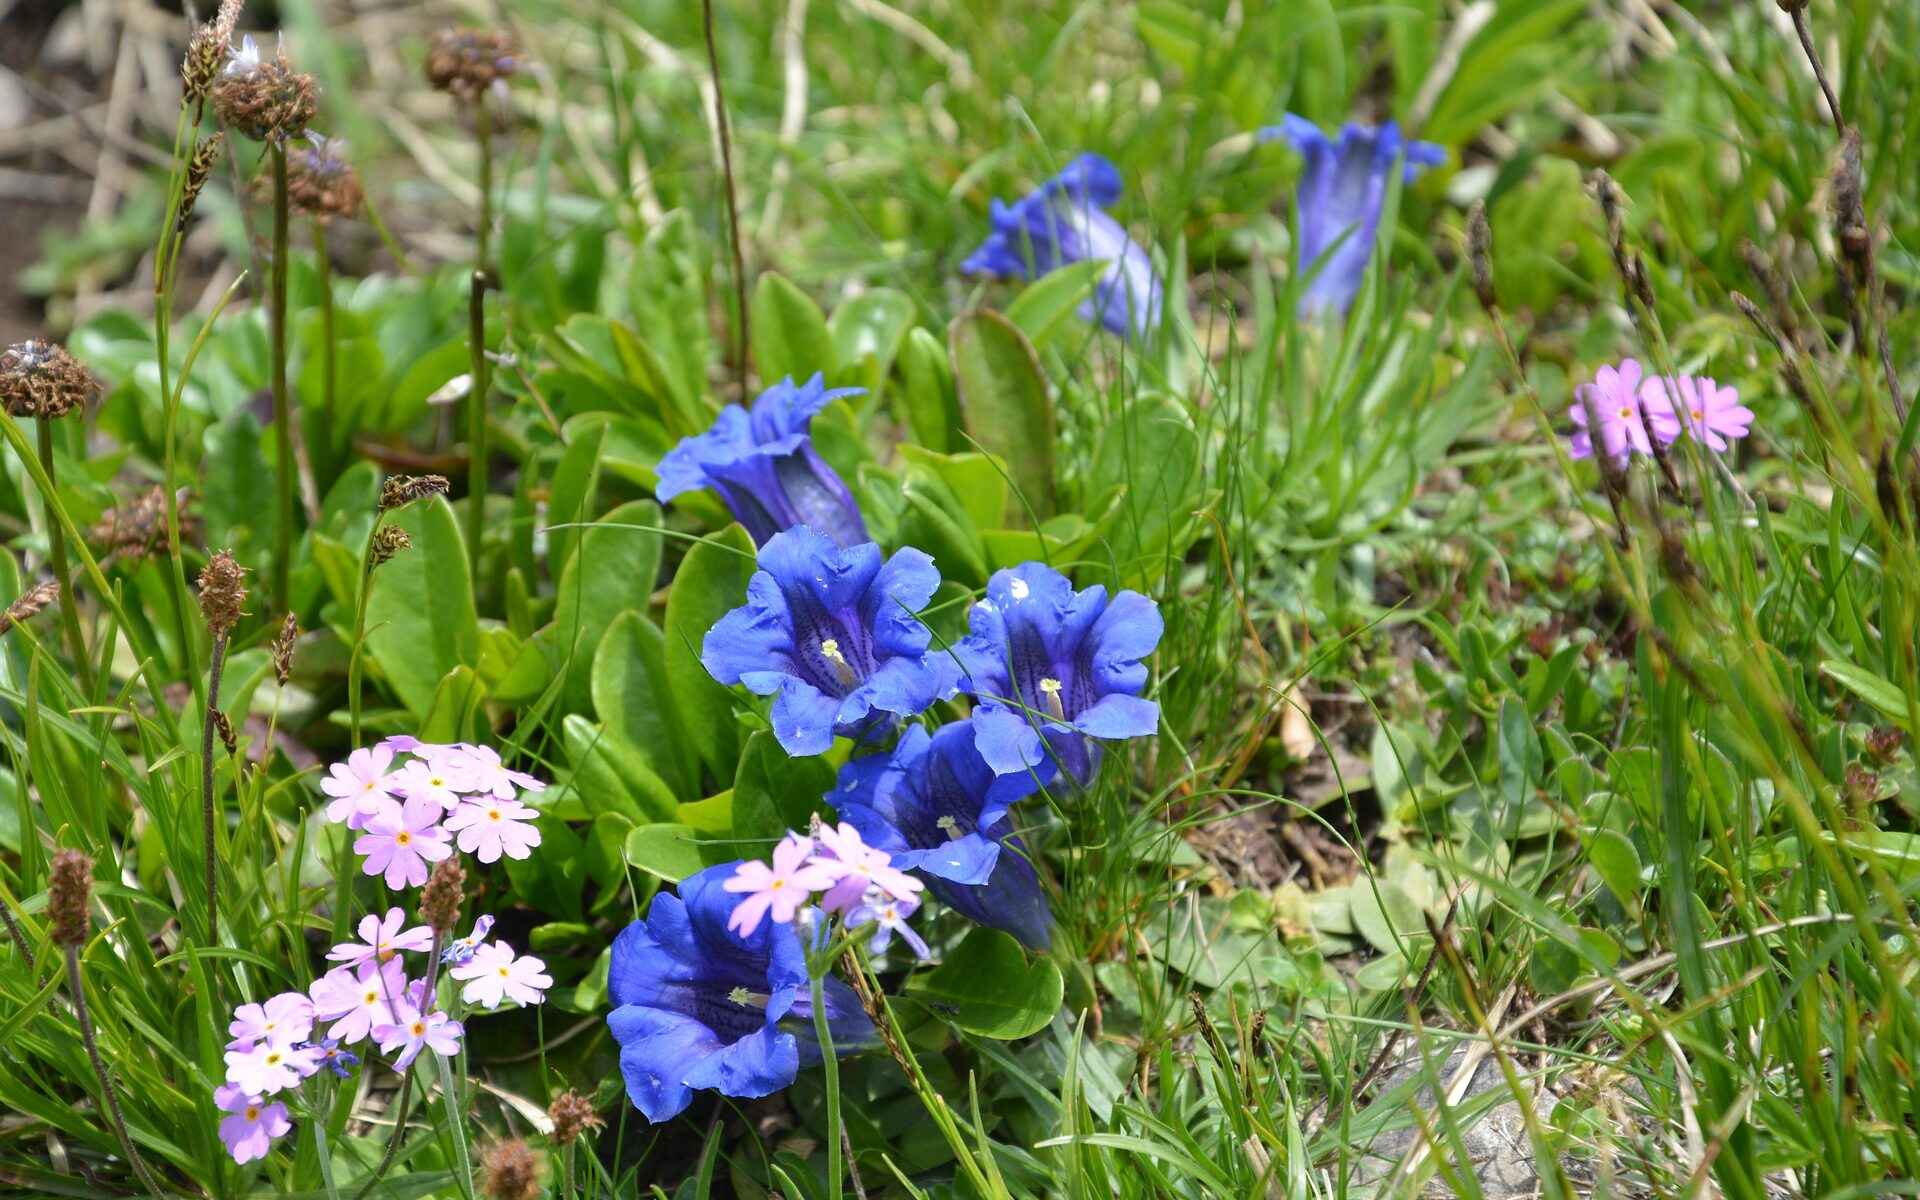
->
[
  {"left": 898, "top": 463, "right": 990, "bottom": 587},
  {"left": 949, "top": 310, "right": 1056, "bottom": 523},
  {"left": 416, "top": 665, "right": 487, "bottom": 745},
  {"left": 1004, "top": 259, "right": 1108, "bottom": 349},
  {"left": 906, "top": 927, "right": 1063, "bottom": 1039},
  {"left": 562, "top": 714, "right": 678, "bottom": 823},
  {"left": 897, "top": 446, "right": 1008, "bottom": 534},
  {"left": 900, "top": 327, "right": 961, "bottom": 453},
  {"left": 1585, "top": 828, "right": 1642, "bottom": 914},
  {"left": 663, "top": 525, "right": 757, "bottom": 784},
  {"left": 732, "top": 731, "right": 837, "bottom": 841},
  {"left": 364, "top": 497, "right": 478, "bottom": 718},
  {"left": 624, "top": 822, "right": 737, "bottom": 883},
  {"left": 828, "top": 287, "right": 915, "bottom": 394},
  {"left": 1819, "top": 660, "right": 1912, "bottom": 721},
  {"left": 546, "top": 419, "right": 607, "bottom": 579},
  {"left": 752, "top": 272, "right": 833, "bottom": 385},
  {"left": 592, "top": 611, "right": 695, "bottom": 798},
  {"left": 555, "top": 500, "right": 664, "bottom": 715}
]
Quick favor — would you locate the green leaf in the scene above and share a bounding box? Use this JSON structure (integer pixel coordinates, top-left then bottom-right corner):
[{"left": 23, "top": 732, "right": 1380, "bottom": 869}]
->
[
  {"left": 555, "top": 500, "right": 664, "bottom": 715},
  {"left": 417, "top": 665, "right": 487, "bottom": 745},
  {"left": 1585, "top": 828, "right": 1642, "bottom": 914},
  {"left": 828, "top": 288, "right": 916, "bottom": 394},
  {"left": 752, "top": 272, "right": 834, "bottom": 385},
  {"left": 364, "top": 497, "right": 478, "bottom": 718},
  {"left": 663, "top": 525, "right": 758, "bottom": 784},
  {"left": 546, "top": 420, "right": 607, "bottom": 580},
  {"left": 624, "top": 822, "right": 738, "bottom": 883},
  {"left": 898, "top": 463, "right": 990, "bottom": 588},
  {"left": 948, "top": 310, "right": 1056, "bottom": 523},
  {"left": 562, "top": 714, "right": 679, "bottom": 823},
  {"left": 900, "top": 327, "right": 961, "bottom": 453},
  {"left": 732, "top": 731, "right": 837, "bottom": 841},
  {"left": 1004, "top": 260, "right": 1108, "bottom": 349},
  {"left": 1820, "top": 660, "right": 1912, "bottom": 721},
  {"left": 906, "top": 927, "right": 1063, "bottom": 1039},
  {"left": 592, "top": 611, "right": 695, "bottom": 799},
  {"left": 1089, "top": 394, "right": 1202, "bottom": 586}
]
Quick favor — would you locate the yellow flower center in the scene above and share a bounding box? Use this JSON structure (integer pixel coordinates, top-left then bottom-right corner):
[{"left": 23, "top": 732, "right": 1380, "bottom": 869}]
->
[
  {"left": 487, "top": 808, "right": 501, "bottom": 822},
  {"left": 364, "top": 990, "right": 379, "bottom": 1003},
  {"left": 497, "top": 966, "right": 510, "bottom": 978},
  {"left": 1617, "top": 406, "right": 1633, "bottom": 420},
  {"left": 1039, "top": 677, "right": 1066, "bottom": 720},
  {"left": 265, "top": 1051, "right": 282, "bottom": 1065},
  {"left": 819, "top": 638, "right": 858, "bottom": 687},
  {"left": 395, "top": 831, "right": 411, "bottom": 846},
  {"left": 245, "top": 1105, "right": 260, "bottom": 1120},
  {"left": 410, "top": 1020, "right": 426, "bottom": 1037}
]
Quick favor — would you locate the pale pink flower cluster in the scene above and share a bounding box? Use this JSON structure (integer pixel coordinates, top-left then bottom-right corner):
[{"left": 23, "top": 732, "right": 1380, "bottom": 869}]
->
[
  {"left": 723, "top": 823, "right": 930, "bottom": 957},
  {"left": 1569, "top": 359, "right": 1756, "bottom": 465},
  {"left": 321, "top": 736, "right": 545, "bottom": 886},
  {"left": 217, "top": 737, "right": 554, "bottom": 1166}
]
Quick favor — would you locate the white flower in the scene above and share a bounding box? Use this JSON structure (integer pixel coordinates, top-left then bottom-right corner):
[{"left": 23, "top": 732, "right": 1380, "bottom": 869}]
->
[{"left": 450, "top": 941, "right": 552, "bottom": 1009}]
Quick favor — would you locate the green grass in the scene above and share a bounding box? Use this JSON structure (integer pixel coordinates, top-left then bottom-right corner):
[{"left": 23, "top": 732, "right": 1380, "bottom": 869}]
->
[{"left": 2, "top": 0, "right": 1918, "bottom": 1196}]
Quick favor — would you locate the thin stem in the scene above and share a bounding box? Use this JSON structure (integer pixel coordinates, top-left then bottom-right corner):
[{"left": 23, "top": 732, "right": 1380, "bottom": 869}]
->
[
  {"left": 201, "top": 632, "right": 228, "bottom": 942},
  {"left": 316, "top": 220, "right": 336, "bottom": 485},
  {"left": 466, "top": 272, "right": 487, "bottom": 590},
  {"left": 347, "top": 515, "right": 384, "bottom": 750},
  {"left": 269, "top": 143, "right": 293, "bottom": 613},
  {"left": 0, "top": 890, "right": 34, "bottom": 976},
  {"left": 475, "top": 100, "right": 494, "bottom": 280},
  {"left": 66, "top": 946, "right": 168, "bottom": 1200},
  {"left": 36, "top": 419, "right": 92, "bottom": 693},
  {"left": 810, "top": 969, "right": 843, "bottom": 1200},
  {"left": 350, "top": 930, "right": 445, "bottom": 1200},
  {"left": 156, "top": 109, "right": 203, "bottom": 709},
  {"left": 702, "top": 0, "right": 751, "bottom": 389}
]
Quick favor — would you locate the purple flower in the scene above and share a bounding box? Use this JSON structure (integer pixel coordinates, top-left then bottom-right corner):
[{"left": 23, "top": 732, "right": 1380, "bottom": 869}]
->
[
  {"left": 215, "top": 1082, "right": 290, "bottom": 1164},
  {"left": 656, "top": 374, "right": 869, "bottom": 548},
  {"left": 722, "top": 834, "right": 840, "bottom": 936},
  {"left": 441, "top": 914, "right": 496, "bottom": 966},
  {"left": 1260, "top": 115, "right": 1445, "bottom": 315},
  {"left": 961, "top": 153, "right": 1162, "bottom": 338},
  {"left": 321, "top": 745, "right": 401, "bottom": 828},
  {"left": 353, "top": 796, "right": 453, "bottom": 889},
  {"left": 371, "top": 1007, "right": 464, "bottom": 1069},
  {"left": 1644, "top": 374, "right": 1754, "bottom": 451},
  {"left": 846, "top": 890, "right": 930, "bottom": 959},
  {"left": 606, "top": 864, "right": 873, "bottom": 1123},
  {"left": 450, "top": 941, "right": 553, "bottom": 1009},
  {"left": 309, "top": 957, "right": 408, "bottom": 1045},
  {"left": 226, "top": 991, "right": 315, "bottom": 1051},
  {"left": 702, "top": 527, "right": 946, "bottom": 757},
  {"left": 327, "top": 907, "right": 433, "bottom": 968},
  {"left": 298, "top": 1036, "right": 360, "bottom": 1079},
  {"left": 831, "top": 721, "right": 1053, "bottom": 949},
  {"left": 444, "top": 795, "right": 543, "bottom": 863},
  {"left": 223, "top": 1039, "right": 320, "bottom": 1096},
  {"left": 953, "top": 562, "right": 1163, "bottom": 781},
  {"left": 1570, "top": 359, "right": 1659, "bottom": 464}
]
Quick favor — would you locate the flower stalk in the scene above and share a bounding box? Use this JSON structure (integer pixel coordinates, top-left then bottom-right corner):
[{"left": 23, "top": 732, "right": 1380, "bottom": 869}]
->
[
  {"left": 269, "top": 142, "right": 294, "bottom": 612},
  {"left": 466, "top": 271, "right": 488, "bottom": 588},
  {"left": 35, "top": 417, "right": 91, "bottom": 691}
]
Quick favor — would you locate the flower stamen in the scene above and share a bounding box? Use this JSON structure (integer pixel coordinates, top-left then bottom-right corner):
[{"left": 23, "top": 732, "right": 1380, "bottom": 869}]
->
[{"left": 819, "top": 638, "right": 858, "bottom": 687}]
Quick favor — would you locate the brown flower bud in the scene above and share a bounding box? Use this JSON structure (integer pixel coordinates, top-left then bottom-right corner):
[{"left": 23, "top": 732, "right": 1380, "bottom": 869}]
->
[
  {"left": 183, "top": 22, "right": 228, "bottom": 105},
  {"left": 1466, "top": 201, "right": 1495, "bottom": 312},
  {"left": 47, "top": 849, "right": 94, "bottom": 948},
  {"left": 1830, "top": 128, "right": 1870, "bottom": 269},
  {"left": 425, "top": 28, "right": 521, "bottom": 104},
  {"left": 379, "top": 473, "right": 451, "bottom": 513},
  {"left": 419, "top": 857, "right": 466, "bottom": 935},
  {"left": 210, "top": 37, "right": 318, "bottom": 144},
  {"left": 1864, "top": 727, "right": 1905, "bottom": 766},
  {"left": 479, "top": 1137, "right": 540, "bottom": 1200},
  {"left": 197, "top": 550, "right": 249, "bottom": 637},
  {"left": 211, "top": 709, "right": 239, "bottom": 757},
  {"left": 370, "top": 525, "right": 412, "bottom": 567},
  {"left": 280, "top": 133, "right": 364, "bottom": 222},
  {"left": 271, "top": 612, "right": 297, "bottom": 685},
  {"left": 547, "top": 1089, "right": 604, "bottom": 1147},
  {"left": 177, "top": 135, "right": 225, "bottom": 234},
  {"left": 0, "top": 579, "right": 59, "bottom": 636},
  {"left": 0, "top": 341, "right": 98, "bottom": 420},
  {"left": 90, "top": 485, "right": 195, "bottom": 564}
]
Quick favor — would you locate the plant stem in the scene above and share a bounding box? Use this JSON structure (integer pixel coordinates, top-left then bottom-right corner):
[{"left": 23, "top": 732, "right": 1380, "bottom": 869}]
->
[
  {"left": 36, "top": 418, "right": 91, "bottom": 693},
  {"left": 810, "top": 968, "right": 843, "bottom": 1200},
  {"left": 350, "top": 930, "right": 444, "bottom": 1200},
  {"left": 316, "top": 220, "right": 336, "bottom": 485},
  {"left": 466, "top": 272, "right": 487, "bottom": 590},
  {"left": 475, "top": 100, "right": 493, "bottom": 279},
  {"left": 269, "top": 142, "right": 293, "bottom": 613},
  {"left": 347, "top": 515, "right": 383, "bottom": 750},
  {"left": 701, "top": 0, "right": 751, "bottom": 389},
  {"left": 66, "top": 946, "right": 167, "bottom": 1200},
  {"left": 201, "top": 631, "right": 228, "bottom": 942}
]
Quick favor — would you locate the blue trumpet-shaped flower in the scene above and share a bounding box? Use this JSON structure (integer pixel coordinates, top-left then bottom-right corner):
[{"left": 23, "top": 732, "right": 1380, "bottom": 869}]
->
[
  {"left": 832, "top": 721, "right": 1054, "bottom": 949},
  {"left": 703, "top": 527, "right": 946, "bottom": 757},
  {"left": 1259, "top": 115, "right": 1445, "bottom": 315},
  {"left": 656, "top": 373, "right": 869, "bottom": 548},
  {"left": 607, "top": 863, "right": 872, "bottom": 1123},
  {"left": 953, "top": 562, "right": 1163, "bottom": 782},
  {"left": 961, "top": 153, "right": 1163, "bottom": 339}
]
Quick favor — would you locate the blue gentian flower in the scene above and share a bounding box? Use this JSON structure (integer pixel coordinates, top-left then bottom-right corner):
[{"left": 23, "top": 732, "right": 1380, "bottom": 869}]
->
[
  {"left": 606, "top": 863, "right": 872, "bottom": 1123},
  {"left": 953, "top": 562, "right": 1163, "bottom": 782},
  {"left": 1258, "top": 115, "right": 1446, "bottom": 315},
  {"left": 961, "top": 153, "right": 1163, "bottom": 339},
  {"left": 297, "top": 1036, "right": 359, "bottom": 1080},
  {"left": 703, "top": 527, "right": 946, "bottom": 757},
  {"left": 832, "top": 721, "right": 1054, "bottom": 949},
  {"left": 656, "top": 373, "right": 869, "bottom": 548}
]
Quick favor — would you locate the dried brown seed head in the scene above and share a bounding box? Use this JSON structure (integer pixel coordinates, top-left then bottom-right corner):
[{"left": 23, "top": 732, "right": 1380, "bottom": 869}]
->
[
  {"left": 1466, "top": 201, "right": 1495, "bottom": 312},
  {"left": 1864, "top": 727, "right": 1905, "bottom": 766},
  {"left": 0, "top": 341, "right": 98, "bottom": 420},
  {"left": 47, "top": 849, "right": 94, "bottom": 948},
  {"left": 210, "top": 37, "right": 317, "bottom": 144},
  {"left": 547, "top": 1089, "right": 604, "bottom": 1147},
  {"left": 197, "top": 550, "right": 249, "bottom": 637},
  {"left": 281, "top": 133, "right": 364, "bottom": 221},
  {"left": 271, "top": 612, "right": 297, "bottom": 685},
  {"left": 90, "top": 485, "right": 195, "bottom": 564},
  {"left": 212, "top": 709, "right": 240, "bottom": 757},
  {"left": 425, "top": 27, "right": 521, "bottom": 104},
  {"left": 419, "top": 858, "right": 466, "bottom": 935},
  {"left": 0, "top": 579, "right": 59, "bottom": 636},
  {"left": 177, "top": 135, "right": 226, "bottom": 234},
  {"left": 378, "top": 474, "right": 451, "bottom": 513},
  {"left": 479, "top": 1138, "right": 540, "bottom": 1200},
  {"left": 370, "top": 525, "right": 412, "bottom": 567}
]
